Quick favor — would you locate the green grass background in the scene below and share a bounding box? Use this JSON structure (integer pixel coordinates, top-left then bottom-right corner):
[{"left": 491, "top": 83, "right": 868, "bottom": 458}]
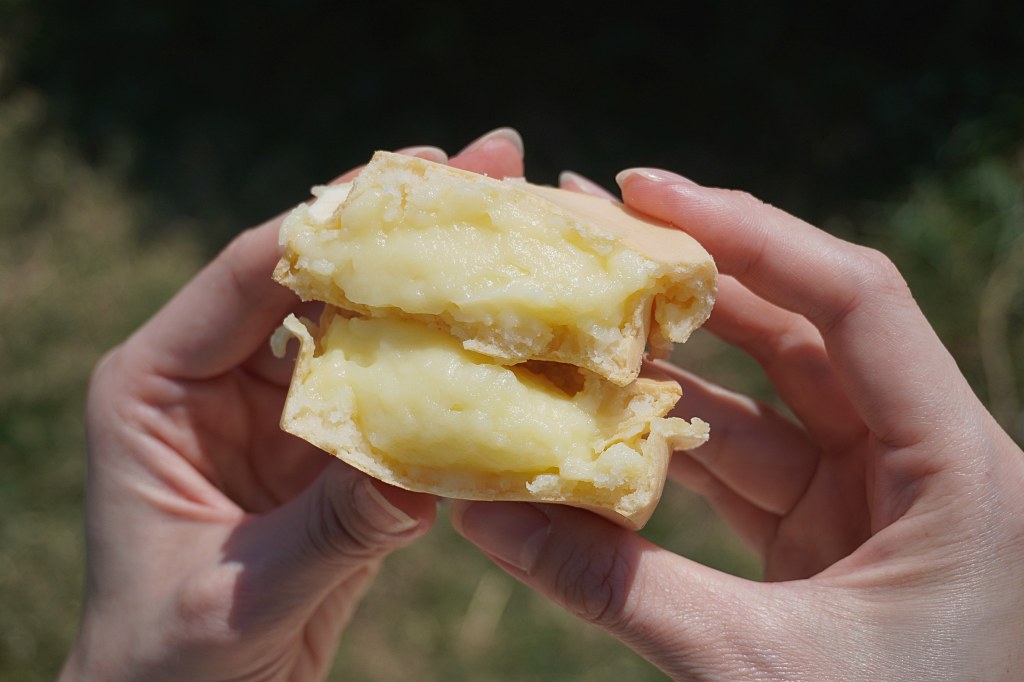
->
[{"left": 1, "top": 3, "right": 1022, "bottom": 679}]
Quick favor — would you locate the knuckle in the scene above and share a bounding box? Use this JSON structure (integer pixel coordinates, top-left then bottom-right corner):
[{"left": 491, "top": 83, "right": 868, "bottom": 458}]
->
[
  {"left": 218, "top": 229, "right": 259, "bottom": 287},
  {"left": 817, "top": 245, "right": 911, "bottom": 333},
  {"left": 554, "top": 542, "right": 635, "bottom": 630},
  {"left": 307, "top": 493, "right": 374, "bottom": 566},
  {"left": 850, "top": 245, "right": 910, "bottom": 296},
  {"left": 174, "top": 569, "right": 238, "bottom": 642},
  {"left": 744, "top": 313, "right": 803, "bottom": 368},
  {"left": 724, "top": 188, "right": 767, "bottom": 209},
  {"left": 86, "top": 346, "right": 122, "bottom": 403},
  {"left": 85, "top": 346, "right": 141, "bottom": 437},
  {"left": 225, "top": 223, "right": 263, "bottom": 255},
  {"left": 862, "top": 246, "right": 906, "bottom": 286},
  {"left": 214, "top": 224, "right": 276, "bottom": 306},
  {"left": 305, "top": 477, "right": 403, "bottom": 567}
]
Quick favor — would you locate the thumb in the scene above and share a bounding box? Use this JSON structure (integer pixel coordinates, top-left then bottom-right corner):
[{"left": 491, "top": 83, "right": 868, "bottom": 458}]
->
[
  {"left": 227, "top": 461, "right": 435, "bottom": 630},
  {"left": 450, "top": 501, "right": 788, "bottom": 679},
  {"left": 292, "top": 460, "right": 436, "bottom": 571}
]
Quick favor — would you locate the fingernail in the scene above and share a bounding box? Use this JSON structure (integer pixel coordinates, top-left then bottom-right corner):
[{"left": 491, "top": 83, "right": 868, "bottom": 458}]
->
[
  {"left": 615, "top": 167, "right": 695, "bottom": 188},
  {"left": 396, "top": 145, "right": 449, "bottom": 163},
  {"left": 558, "top": 170, "right": 618, "bottom": 200},
  {"left": 461, "top": 127, "right": 525, "bottom": 157},
  {"left": 357, "top": 478, "right": 420, "bottom": 534},
  {"left": 451, "top": 501, "right": 549, "bottom": 573}
]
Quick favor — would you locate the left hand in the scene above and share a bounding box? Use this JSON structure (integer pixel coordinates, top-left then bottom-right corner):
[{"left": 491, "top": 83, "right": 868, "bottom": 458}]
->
[{"left": 60, "top": 130, "right": 525, "bottom": 681}]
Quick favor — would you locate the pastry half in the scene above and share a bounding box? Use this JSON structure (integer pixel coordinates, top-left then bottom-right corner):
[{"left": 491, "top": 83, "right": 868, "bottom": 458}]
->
[
  {"left": 274, "top": 151, "right": 717, "bottom": 386},
  {"left": 272, "top": 310, "right": 709, "bottom": 529}
]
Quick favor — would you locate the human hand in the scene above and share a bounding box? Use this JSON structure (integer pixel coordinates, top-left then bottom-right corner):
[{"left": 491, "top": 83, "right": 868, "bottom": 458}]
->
[
  {"left": 454, "top": 168, "right": 1024, "bottom": 680},
  {"left": 60, "top": 129, "right": 525, "bottom": 681}
]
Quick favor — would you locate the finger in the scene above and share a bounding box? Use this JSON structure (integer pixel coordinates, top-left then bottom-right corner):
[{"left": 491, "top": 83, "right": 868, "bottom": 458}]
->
[
  {"left": 556, "top": 172, "right": 856, "bottom": 446},
  {"left": 227, "top": 462, "right": 435, "bottom": 632},
  {"left": 617, "top": 169, "right": 971, "bottom": 450},
  {"left": 130, "top": 145, "right": 463, "bottom": 381},
  {"left": 329, "top": 145, "right": 449, "bottom": 184},
  {"left": 558, "top": 170, "right": 619, "bottom": 200},
  {"left": 653, "top": 359, "right": 818, "bottom": 518},
  {"left": 450, "top": 501, "right": 771, "bottom": 679},
  {"left": 395, "top": 145, "right": 448, "bottom": 163},
  {"left": 331, "top": 130, "right": 525, "bottom": 190},
  {"left": 449, "top": 126, "right": 525, "bottom": 178},
  {"left": 667, "top": 453, "right": 779, "bottom": 557},
  {"left": 237, "top": 134, "right": 525, "bottom": 388},
  {"left": 702, "top": 276, "right": 863, "bottom": 446},
  {"left": 131, "top": 215, "right": 294, "bottom": 380}
]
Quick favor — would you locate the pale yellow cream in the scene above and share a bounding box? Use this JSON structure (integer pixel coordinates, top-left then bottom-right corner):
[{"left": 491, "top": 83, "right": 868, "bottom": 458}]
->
[
  {"left": 299, "top": 313, "right": 662, "bottom": 484},
  {"left": 307, "top": 178, "right": 656, "bottom": 329},
  {"left": 275, "top": 153, "right": 717, "bottom": 386}
]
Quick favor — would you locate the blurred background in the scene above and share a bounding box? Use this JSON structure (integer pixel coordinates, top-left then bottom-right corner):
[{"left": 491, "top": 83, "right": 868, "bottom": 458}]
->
[{"left": 1, "top": 1, "right": 1022, "bottom": 679}]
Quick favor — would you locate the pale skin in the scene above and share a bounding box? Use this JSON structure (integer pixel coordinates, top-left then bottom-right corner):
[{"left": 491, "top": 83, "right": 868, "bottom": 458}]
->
[
  {"left": 453, "top": 167, "right": 1024, "bottom": 680},
  {"left": 65, "top": 127, "right": 1024, "bottom": 681},
  {"left": 60, "top": 129, "right": 525, "bottom": 681}
]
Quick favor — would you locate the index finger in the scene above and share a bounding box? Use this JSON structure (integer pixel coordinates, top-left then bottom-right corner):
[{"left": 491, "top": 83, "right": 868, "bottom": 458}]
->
[
  {"left": 129, "top": 212, "right": 294, "bottom": 380},
  {"left": 131, "top": 139, "right": 526, "bottom": 380},
  {"left": 616, "top": 169, "right": 972, "bottom": 449}
]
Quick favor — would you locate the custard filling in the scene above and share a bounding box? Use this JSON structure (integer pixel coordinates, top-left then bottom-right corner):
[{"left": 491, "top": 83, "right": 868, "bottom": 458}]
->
[
  {"left": 277, "top": 312, "right": 687, "bottom": 487},
  {"left": 275, "top": 153, "right": 717, "bottom": 385}
]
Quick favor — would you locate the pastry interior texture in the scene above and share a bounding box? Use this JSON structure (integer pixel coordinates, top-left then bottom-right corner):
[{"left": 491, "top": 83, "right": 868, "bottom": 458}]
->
[
  {"left": 272, "top": 152, "right": 715, "bottom": 528},
  {"left": 272, "top": 311, "right": 708, "bottom": 529},
  {"left": 274, "top": 151, "right": 717, "bottom": 386}
]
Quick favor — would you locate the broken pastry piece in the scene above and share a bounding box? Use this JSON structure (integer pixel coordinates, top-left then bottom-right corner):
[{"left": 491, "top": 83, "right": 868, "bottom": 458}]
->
[
  {"left": 273, "top": 152, "right": 716, "bottom": 529},
  {"left": 272, "top": 310, "right": 709, "bottom": 529},
  {"left": 274, "top": 151, "right": 717, "bottom": 386}
]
